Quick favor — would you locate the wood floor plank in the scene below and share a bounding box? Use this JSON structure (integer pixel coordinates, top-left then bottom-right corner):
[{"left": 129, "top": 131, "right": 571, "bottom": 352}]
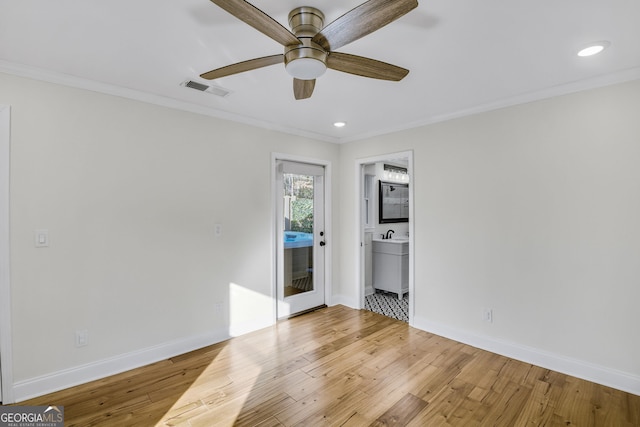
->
[
  {"left": 17, "top": 306, "right": 640, "bottom": 426},
  {"left": 406, "top": 378, "right": 476, "bottom": 426},
  {"left": 254, "top": 417, "right": 286, "bottom": 427},
  {"left": 414, "top": 351, "right": 475, "bottom": 400},
  {"left": 371, "top": 392, "right": 428, "bottom": 426},
  {"left": 273, "top": 371, "right": 366, "bottom": 425},
  {"left": 293, "top": 388, "right": 371, "bottom": 426},
  {"left": 233, "top": 392, "right": 296, "bottom": 427},
  {"left": 626, "top": 389, "right": 640, "bottom": 426},
  {"left": 480, "top": 380, "right": 533, "bottom": 426},
  {"left": 513, "top": 378, "right": 557, "bottom": 426}
]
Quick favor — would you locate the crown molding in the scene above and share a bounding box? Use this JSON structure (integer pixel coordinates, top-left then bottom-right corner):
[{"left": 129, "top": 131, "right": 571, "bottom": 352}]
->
[
  {"left": 2, "top": 60, "right": 639, "bottom": 144},
  {"left": 342, "top": 67, "right": 640, "bottom": 143},
  {"left": 0, "top": 60, "right": 337, "bottom": 144}
]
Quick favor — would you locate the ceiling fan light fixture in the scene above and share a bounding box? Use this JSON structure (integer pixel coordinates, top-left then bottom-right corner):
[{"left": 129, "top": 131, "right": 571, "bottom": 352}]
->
[
  {"left": 285, "top": 57, "right": 327, "bottom": 80},
  {"left": 284, "top": 38, "right": 328, "bottom": 80}
]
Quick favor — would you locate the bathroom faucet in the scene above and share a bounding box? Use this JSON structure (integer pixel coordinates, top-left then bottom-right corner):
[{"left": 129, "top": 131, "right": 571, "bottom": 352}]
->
[{"left": 385, "top": 230, "right": 395, "bottom": 239}]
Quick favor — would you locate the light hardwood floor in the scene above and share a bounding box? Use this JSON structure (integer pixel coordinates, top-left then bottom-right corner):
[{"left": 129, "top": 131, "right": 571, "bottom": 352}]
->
[{"left": 21, "top": 305, "right": 640, "bottom": 426}]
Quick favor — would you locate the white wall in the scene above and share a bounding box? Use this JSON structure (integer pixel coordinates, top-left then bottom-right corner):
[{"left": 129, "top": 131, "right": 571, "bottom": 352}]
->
[
  {"left": 338, "top": 79, "right": 640, "bottom": 394},
  {"left": 3, "top": 70, "right": 640, "bottom": 400},
  {"left": 0, "top": 72, "right": 339, "bottom": 400}
]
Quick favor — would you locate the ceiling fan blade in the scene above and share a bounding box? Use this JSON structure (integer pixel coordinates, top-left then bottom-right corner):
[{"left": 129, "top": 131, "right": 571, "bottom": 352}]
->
[
  {"left": 200, "top": 54, "right": 283, "bottom": 80},
  {"left": 327, "top": 52, "right": 409, "bottom": 81},
  {"left": 293, "top": 79, "right": 315, "bottom": 100},
  {"left": 209, "top": 0, "right": 300, "bottom": 46},
  {"left": 312, "top": 0, "right": 418, "bottom": 51}
]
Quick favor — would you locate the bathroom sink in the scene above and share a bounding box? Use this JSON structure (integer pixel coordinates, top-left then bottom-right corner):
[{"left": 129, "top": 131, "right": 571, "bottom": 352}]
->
[
  {"left": 372, "top": 239, "right": 408, "bottom": 255},
  {"left": 372, "top": 237, "right": 408, "bottom": 244},
  {"left": 372, "top": 239, "right": 409, "bottom": 298}
]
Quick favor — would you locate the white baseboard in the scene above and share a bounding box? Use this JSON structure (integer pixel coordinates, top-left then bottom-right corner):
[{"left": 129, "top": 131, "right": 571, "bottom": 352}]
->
[
  {"left": 12, "top": 328, "right": 231, "bottom": 403},
  {"left": 330, "top": 294, "right": 359, "bottom": 309},
  {"left": 412, "top": 315, "right": 640, "bottom": 397},
  {"left": 16, "top": 312, "right": 637, "bottom": 403}
]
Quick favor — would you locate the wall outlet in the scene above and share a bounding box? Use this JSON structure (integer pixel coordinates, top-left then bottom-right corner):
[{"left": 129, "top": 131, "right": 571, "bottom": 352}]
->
[
  {"left": 34, "top": 229, "right": 49, "bottom": 247},
  {"left": 214, "top": 223, "right": 222, "bottom": 237},
  {"left": 482, "top": 308, "right": 493, "bottom": 323},
  {"left": 75, "top": 330, "right": 88, "bottom": 347}
]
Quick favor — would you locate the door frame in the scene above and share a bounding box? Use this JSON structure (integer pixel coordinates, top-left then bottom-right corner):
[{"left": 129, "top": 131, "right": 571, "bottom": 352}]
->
[
  {"left": 271, "top": 153, "right": 332, "bottom": 320},
  {"left": 0, "top": 105, "right": 14, "bottom": 403},
  {"left": 355, "top": 151, "right": 415, "bottom": 324}
]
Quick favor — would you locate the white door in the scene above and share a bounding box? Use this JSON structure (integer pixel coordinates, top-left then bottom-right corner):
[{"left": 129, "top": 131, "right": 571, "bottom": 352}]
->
[{"left": 276, "top": 160, "right": 326, "bottom": 318}]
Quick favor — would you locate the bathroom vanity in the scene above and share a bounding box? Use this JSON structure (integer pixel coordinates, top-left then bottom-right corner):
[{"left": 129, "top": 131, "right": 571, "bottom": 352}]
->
[{"left": 372, "top": 238, "right": 409, "bottom": 299}]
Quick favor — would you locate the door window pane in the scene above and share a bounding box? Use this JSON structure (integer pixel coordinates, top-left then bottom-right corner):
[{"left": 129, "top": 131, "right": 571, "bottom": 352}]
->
[{"left": 283, "top": 173, "right": 314, "bottom": 297}]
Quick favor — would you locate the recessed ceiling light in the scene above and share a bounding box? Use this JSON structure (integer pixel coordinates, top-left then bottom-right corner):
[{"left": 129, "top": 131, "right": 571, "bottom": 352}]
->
[
  {"left": 577, "top": 41, "right": 610, "bottom": 57},
  {"left": 333, "top": 121, "right": 346, "bottom": 128}
]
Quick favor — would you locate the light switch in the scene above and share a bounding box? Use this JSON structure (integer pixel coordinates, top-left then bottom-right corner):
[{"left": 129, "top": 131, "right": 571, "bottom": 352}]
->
[{"left": 35, "top": 229, "right": 49, "bottom": 247}]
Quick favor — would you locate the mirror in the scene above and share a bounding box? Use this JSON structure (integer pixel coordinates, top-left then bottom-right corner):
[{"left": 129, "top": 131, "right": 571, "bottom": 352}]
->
[{"left": 379, "top": 181, "right": 409, "bottom": 223}]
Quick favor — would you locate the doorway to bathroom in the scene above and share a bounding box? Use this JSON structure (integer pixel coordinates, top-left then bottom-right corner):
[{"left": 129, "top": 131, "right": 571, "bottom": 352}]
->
[
  {"left": 357, "top": 151, "right": 414, "bottom": 324},
  {"left": 275, "top": 158, "right": 328, "bottom": 319}
]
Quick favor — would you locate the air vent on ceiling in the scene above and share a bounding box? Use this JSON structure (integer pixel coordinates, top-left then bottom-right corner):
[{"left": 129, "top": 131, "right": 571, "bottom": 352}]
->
[{"left": 180, "top": 80, "right": 232, "bottom": 97}]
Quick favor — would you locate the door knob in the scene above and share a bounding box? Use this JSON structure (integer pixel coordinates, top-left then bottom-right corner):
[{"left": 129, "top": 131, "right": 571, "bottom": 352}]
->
[{"left": 319, "top": 241, "right": 326, "bottom": 246}]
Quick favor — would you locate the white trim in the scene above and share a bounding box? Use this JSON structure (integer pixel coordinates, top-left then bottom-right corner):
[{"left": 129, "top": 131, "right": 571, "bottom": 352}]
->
[
  {"left": 4, "top": 61, "right": 639, "bottom": 145},
  {"left": 0, "top": 105, "right": 14, "bottom": 403},
  {"left": 271, "top": 153, "right": 333, "bottom": 318},
  {"left": 12, "top": 329, "right": 230, "bottom": 403},
  {"left": 354, "top": 151, "right": 414, "bottom": 324},
  {"left": 339, "top": 67, "right": 640, "bottom": 143},
  {"left": 413, "top": 315, "right": 640, "bottom": 397},
  {"left": 0, "top": 60, "right": 338, "bottom": 144}
]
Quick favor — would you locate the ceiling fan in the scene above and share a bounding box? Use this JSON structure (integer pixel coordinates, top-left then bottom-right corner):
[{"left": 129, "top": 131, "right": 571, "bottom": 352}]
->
[{"left": 200, "top": 0, "right": 419, "bottom": 99}]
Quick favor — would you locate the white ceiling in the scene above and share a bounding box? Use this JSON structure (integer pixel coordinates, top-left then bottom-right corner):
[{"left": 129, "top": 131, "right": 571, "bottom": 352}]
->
[{"left": 2, "top": 0, "right": 639, "bottom": 143}]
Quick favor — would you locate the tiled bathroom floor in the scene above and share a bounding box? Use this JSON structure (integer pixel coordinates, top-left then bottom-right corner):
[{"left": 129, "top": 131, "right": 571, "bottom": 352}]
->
[{"left": 365, "top": 290, "right": 409, "bottom": 322}]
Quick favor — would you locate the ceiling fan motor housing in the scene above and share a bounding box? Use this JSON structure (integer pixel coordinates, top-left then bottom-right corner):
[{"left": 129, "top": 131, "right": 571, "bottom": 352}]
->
[
  {"left": 285, "top": 7, "right": 328, "bottom": 80},
  {"left": 288, "top": 7, "right": 324, "bottom": 37}
]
